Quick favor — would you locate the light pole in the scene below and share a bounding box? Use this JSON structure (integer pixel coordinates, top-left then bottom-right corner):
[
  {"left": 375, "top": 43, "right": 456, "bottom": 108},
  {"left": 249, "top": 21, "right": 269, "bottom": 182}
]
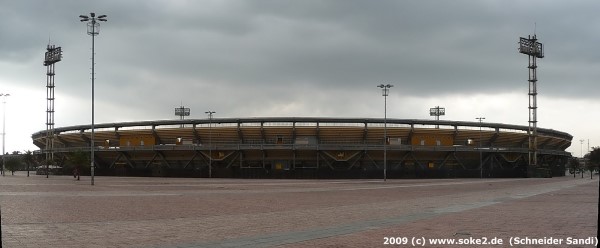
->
[
  {"left": 378, "top": 84, "right": 393, "bottom": 181},
  {"left": 205, "top": 111, "right": 215, "bottom": 178},
  {"left": 580, "top": 139, "right": 585, "bottom": 178},
  {"left": 1, "top": 93, "right": 9, "bottom": 176},
  {"left": 476, "top": 117, "right": 485, "bottom": 178},
  {"left": 80, "top": 13, "right": 107, "bottom": 186}
]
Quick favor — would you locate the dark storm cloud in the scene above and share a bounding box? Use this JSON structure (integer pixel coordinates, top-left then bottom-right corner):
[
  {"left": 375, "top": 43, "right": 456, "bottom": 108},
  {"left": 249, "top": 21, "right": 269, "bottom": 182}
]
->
[
  {"left": 85, "top": 0, "right": 596, "bottom": 100},
  {"left": 2, "top": 0, "right": 599, "bottom": 116}
]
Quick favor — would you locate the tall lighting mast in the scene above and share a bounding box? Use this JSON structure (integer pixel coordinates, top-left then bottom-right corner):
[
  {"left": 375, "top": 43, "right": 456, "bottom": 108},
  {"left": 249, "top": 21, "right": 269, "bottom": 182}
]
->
[
  {"left": 377, "top": 84, "right": 393, "bottom": 181},
  {"left": 430, "top": 106, "right": 445, "bottom": 129},
  {"left": 80, "top": 12, "right": 107, "bottom": 185},
  {"left": 1, "top": 93, "right": 9, "bottom": 176},
  {"left": 518, "top": 34, "right": 543, "bottom": 173},
  {"left": 43, "top": 44, "right": 62, "bottom": 178}
]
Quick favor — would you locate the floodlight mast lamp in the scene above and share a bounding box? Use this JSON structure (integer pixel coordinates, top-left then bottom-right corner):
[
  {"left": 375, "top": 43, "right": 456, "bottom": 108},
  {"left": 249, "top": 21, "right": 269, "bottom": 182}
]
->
[
  {"left": 519, "top": 35, "right": 543, "bottom": 169},
  {"left": 429, "top": 106, "right": 445, "bottom": 128},
  {"left": 377, "top": 84, "right": 393, "bottom": 182},
  {"left": 175, "top": 105, "right": 190, "bottom": 128},
  {"left": 429, "top": 106, "right": 445, "bottom": 121},
  {"left": 175, "top": 106, "right": 191, "bottom": 120},
  {"left": 44, "top": 44, "right": 62, "bottom": 179},
  {"left": 1, "top": 93, "right": 9, "bottom": 177},
  {"left": 205, "top": 111, "right": 216, "bottom": 178},
  {"left": 80, "top": 12, "right": 107, "bottom": 186}
]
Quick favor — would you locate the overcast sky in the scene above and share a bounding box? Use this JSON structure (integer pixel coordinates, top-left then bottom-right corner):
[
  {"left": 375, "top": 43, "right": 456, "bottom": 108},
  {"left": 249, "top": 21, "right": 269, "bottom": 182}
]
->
[{"left": 0, "top": 0, "right": 598, "bottom": 156}]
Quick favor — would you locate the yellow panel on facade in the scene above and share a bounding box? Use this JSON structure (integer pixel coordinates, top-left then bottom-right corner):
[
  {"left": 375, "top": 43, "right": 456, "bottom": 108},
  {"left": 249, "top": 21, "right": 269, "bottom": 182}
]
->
[{"left": 411, "top": 134, "right": 454, "bottom": 146}]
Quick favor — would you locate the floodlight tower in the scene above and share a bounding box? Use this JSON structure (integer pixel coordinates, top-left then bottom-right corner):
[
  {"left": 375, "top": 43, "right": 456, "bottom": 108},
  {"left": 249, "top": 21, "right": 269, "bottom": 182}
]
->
[
  {"left": 519, "top": 34, "right": 543, "bottom": 169},
  {"left": 43, "top": 44, "right": 62, "bottom": 178},
  {"left": 429, "top": 106, "right": 445, "bottom": 128},
  {"left": 175, "top": 105, "right": 191, "bottom": 121},
  {"left": 377, "top": 84, "right": 393, "bottom": 182},
  {"left": 175, "top": 105, "right": 190, "bottom": 128},
  {"left": 80, "top": 12, "right": 107, "bottom": 186},
  {"left": 429, "top": 106, "right": 445, "bottom": 121}
]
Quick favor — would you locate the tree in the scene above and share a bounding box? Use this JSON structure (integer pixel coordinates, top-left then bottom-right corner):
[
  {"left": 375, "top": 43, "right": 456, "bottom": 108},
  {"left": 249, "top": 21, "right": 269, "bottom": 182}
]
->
[
  {"left": 4, "top": 157, "right": 20, "bottom": 175},
  {"left": 66, "top": 150, "right": 89, "bottom": 181},
  {"left": 568, "top": 158, "right": 580, "bottom": 178},
  {"left": 585, "top": 147, "right": 600, "bottom": 179},
  {"left": 588, "top": 147, "right": 600, "bottom": 166},
  {"left": 586, "top": 162, "right": 596, "bottom": 179},
  {"left": 23, "top": 150, "right": 35, "bottom": 177}
]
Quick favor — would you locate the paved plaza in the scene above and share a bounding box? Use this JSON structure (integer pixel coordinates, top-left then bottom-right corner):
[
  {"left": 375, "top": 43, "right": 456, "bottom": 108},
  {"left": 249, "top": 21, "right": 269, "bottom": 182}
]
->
[{"left": 0, "top": 172, "right": 598, "bottom": 247}]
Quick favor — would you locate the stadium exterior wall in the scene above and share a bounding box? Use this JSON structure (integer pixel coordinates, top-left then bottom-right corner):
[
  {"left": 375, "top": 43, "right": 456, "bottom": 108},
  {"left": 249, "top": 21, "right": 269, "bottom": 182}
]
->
[{"left": 31, "top": 117, "right": 573, "bottom": 179}]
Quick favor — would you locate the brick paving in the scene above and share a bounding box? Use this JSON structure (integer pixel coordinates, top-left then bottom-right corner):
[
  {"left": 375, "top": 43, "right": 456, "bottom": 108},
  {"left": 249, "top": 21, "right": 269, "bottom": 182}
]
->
[{"left": 0, "top": 172, "right": 597, "bottom": 247}]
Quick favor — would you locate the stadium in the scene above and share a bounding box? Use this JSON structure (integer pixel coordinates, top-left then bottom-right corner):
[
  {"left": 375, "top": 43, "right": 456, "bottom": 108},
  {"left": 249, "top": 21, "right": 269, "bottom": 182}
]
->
[{"left": 31, "top": 117, "right": 572, "bottom": 178}]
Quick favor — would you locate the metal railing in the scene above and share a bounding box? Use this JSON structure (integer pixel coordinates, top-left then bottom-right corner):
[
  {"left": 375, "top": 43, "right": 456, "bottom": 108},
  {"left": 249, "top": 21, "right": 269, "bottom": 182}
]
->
[{"left": 43, "top": 143, "right": 570, "bottom": 156}]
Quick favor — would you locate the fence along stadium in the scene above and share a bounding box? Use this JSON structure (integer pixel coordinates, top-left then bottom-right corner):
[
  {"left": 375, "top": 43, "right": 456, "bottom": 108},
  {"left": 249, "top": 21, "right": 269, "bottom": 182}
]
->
[{"left": 31, "top": 117, "right": 572, "bottom": 178}]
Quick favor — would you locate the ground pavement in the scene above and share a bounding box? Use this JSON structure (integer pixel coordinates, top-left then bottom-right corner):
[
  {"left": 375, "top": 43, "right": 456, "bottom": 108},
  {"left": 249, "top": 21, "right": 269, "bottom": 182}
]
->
[{"left": 0, "top": 171, "right": 597, "bottom": 247}]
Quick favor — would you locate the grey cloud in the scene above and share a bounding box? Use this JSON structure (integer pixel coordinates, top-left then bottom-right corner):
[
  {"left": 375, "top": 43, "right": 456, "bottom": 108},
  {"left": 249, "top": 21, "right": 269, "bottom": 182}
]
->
[{"left": 2, "top": 0, "right": 600, "bottom": 118}]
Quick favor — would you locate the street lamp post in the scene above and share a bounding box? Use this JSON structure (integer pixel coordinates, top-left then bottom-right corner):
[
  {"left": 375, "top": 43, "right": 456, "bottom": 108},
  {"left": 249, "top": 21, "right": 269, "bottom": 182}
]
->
[
  {"left": 476, "top": 117, "right": 485, "bottom": 178},
  {"left": 378, "top": 84, "right": 393, "bottom": 181},
  {"left": 580, "top": 139, "right": 585, "bottom": 158},
  {"left": 80, "top": 12, "right": 107, "bottom": 186},
  {"left": 1, "top": 93, "right": 9, "bottom": 176},
  {"left": 205, "top": 111, "right": 215, "bottom": 178},
  {"left": 580, "top": 139, "right": 585, "bottom": 178}
]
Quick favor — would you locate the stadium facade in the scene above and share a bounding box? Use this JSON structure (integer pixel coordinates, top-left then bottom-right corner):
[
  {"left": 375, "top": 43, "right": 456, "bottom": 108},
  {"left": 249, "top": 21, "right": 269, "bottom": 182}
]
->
[{"left": 31, "top": 117, "right": 572, "bottom": 178}]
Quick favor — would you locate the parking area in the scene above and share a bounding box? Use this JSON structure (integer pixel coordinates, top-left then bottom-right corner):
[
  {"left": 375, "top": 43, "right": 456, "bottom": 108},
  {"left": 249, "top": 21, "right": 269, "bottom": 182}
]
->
[{"left": 1, "top": 172, "right": 597, "bottom": 247}]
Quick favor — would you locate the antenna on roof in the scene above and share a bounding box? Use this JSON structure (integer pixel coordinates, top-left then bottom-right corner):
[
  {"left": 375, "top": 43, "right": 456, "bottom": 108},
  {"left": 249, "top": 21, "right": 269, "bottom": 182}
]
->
[{"left": 534, "top": 22, "right": 537, "bottom": 36}]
